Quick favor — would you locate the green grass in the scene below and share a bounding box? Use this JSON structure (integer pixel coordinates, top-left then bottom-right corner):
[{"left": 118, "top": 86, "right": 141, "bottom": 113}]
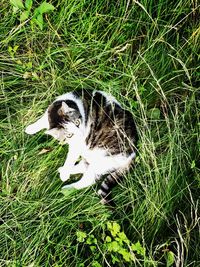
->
[{"left": 0, "top": 0, "right": 199, "bottom": 266}]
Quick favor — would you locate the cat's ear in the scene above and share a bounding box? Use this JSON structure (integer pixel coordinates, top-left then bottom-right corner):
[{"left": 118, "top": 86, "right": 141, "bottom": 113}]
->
[
  {"left": 58, "top": 102, "right": 75, "bottom": 116},
  {"left": 45, "top": 128, "right": 60, "bottom": 139}
]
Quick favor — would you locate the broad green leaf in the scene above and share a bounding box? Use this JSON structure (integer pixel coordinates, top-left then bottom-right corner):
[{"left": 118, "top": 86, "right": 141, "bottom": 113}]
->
[
  {"left": 107, "top": 241, "right": 120, "bottom": 252},
  {"left": 8, "top": 46, "right": 13, "bottom": 54},
  {"left": 118, "top": 232, "right": 130, "bottom": 245},
  {"left": 107, "top": 222, "right": 112, "bottom": 231},
  {"left": 10, "top": 0, "right": 24, "bottom": 9},
  {"left": 20, "top": 10, "right": 30, "bottom": 22},
  {"left": 166, "top": 251, "right": 175, "bottom": 267},
  {"left": 33, "top": 7, "right": 40, "bottom": 17},
  {"left": 91, "top": 261, "right": 102, "bottom": 267},
  {"left": 111, "top": 254, "right": 120, "bottom": 264},
  {"left": 37, "top": 2, "right": 55, "bottom": 14},
  {"left": 25, "top": 0, "right": 33, "bottom": 11},
  {"left": 112, "top": 222, "right": 121, "bottom": 236},
  {"left": 16, "top": 60, "right": 22, "bottom": 65},
  {"left": 13, "top": 45, "right": 19, "bottom": 53},
  {"left": 131, "top": 100, "right": 138, "bottom": 109},
  {"left": 76, "top": 231, "right": 87, "bottom": 242},
  {"left": 35, "top": 14, "right": 44, "bottom": 30},
  {"left": 118, "top": 248, "right": 132, "bottom": 262},
  {"left": 86, "top": 234, "right": 97, "bottom": 245},
  {"left": 89, "top": 245, "right": 96, "bottom": 252},
  {"left": 26, "top": 61, "right": 33, "bottom": 69},
  {"left": 13, "top": 6, "right": 19, "bottom": 14},
  {"left": 131, "top": 241, "right": 146, "bottom": 256},
  {"left": 191, "top": 160, "right": 195, "bottom": 169},
  {"left": 139, "top": 86, "right": 146, "bottom": 94},
  {"left": 105, "top": 236, "right": 112, "bottom": 243},
  {"left": 147, "top": 107, "right": 161, "bottom": 120},
  {"left": 107, "top": 221, "right": 121, "bottom": 237}
]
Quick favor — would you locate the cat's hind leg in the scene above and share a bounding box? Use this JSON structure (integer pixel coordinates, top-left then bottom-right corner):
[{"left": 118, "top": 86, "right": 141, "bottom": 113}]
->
[
  {"left": 70, "top": 160, "right": 88, "bottom": 175},
  {"left": 59, "top": 159, "right": 88, "bottom": 182},
  {"left": 25, "top": 111, "right": 49, "bottom": 135},
  {"left": 62, "top": 166, "right": 96, "bottom": 190}
]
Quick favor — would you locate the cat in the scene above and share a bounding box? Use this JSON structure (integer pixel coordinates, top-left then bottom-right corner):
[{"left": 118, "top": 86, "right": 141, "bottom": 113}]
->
[{"left": 25, "top": 89, "right": 137, "bottom": 205}]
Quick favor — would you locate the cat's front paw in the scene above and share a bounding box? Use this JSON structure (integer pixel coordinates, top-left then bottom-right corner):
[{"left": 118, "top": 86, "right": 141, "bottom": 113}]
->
[
  {"left": 58, "top": 167, "right": 70, "bottom": 182},
  {"left": 25, "top": 124, "right": 37, "bottom": 135}
]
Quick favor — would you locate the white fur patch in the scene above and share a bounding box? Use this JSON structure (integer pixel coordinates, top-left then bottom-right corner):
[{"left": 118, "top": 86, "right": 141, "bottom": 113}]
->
[{"left": 81, "top": 146, "right": 132, "bottom": 176}]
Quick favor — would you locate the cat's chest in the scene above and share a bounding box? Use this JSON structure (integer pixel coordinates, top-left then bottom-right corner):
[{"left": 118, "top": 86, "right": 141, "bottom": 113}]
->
[
  {"left": 69, "top": 134, "right": 107, "bottom": 162},
  {"left": 81, "top": 145, "right": 107, "bottom": 163}
]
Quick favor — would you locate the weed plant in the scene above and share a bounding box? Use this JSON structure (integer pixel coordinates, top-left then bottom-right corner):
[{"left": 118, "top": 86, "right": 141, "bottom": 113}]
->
[{"left": 0, "top": 0, "right": 199, "bottom": 266}]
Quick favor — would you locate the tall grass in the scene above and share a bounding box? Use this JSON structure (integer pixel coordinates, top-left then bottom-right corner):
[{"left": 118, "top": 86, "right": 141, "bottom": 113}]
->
[{"left": 0, "top": 0, "right": 199, "bottom": 266}]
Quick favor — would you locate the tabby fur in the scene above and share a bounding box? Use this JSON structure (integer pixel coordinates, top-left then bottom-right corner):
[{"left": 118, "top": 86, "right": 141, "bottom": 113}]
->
[{"left": 25, "top": 89, "right": 137, "bottom": 205}]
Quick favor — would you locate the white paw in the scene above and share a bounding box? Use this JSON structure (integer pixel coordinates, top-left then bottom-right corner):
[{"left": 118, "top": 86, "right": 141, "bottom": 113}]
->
[
  {"left": 58, "top": 167, "right": 70, "bottom": 182},
  {"left": 25, "top": 124, "right": 37, "bottom": 135}
]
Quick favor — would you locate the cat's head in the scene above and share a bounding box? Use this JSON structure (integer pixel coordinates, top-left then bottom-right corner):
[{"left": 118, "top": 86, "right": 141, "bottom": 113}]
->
[{"left": 45, "top": 100, "right": 82, "bottom": 143}]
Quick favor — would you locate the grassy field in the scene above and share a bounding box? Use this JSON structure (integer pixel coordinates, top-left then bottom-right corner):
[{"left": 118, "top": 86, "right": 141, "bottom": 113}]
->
[{"left": 0, "top": 0, "right": 199, "bottom": 266}]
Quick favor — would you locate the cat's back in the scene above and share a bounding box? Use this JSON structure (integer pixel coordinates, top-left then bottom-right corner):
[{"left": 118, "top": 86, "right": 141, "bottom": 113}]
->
[{"left": 83, "top": 90, "right": 137, "bottom": 155}]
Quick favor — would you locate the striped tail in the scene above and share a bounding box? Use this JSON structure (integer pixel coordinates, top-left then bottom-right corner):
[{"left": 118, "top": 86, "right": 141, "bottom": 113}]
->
[{"left": 97, "top": 171, "right": 122, "bottom": 206}]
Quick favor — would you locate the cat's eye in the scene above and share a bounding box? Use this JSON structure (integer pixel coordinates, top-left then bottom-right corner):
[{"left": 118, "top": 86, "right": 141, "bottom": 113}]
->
[
  {"left": 66, "top": 133, "right": 73, "bottom": 138},
  {"left": 74, "top": 119, "right": 80, "bottom": 127}
]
